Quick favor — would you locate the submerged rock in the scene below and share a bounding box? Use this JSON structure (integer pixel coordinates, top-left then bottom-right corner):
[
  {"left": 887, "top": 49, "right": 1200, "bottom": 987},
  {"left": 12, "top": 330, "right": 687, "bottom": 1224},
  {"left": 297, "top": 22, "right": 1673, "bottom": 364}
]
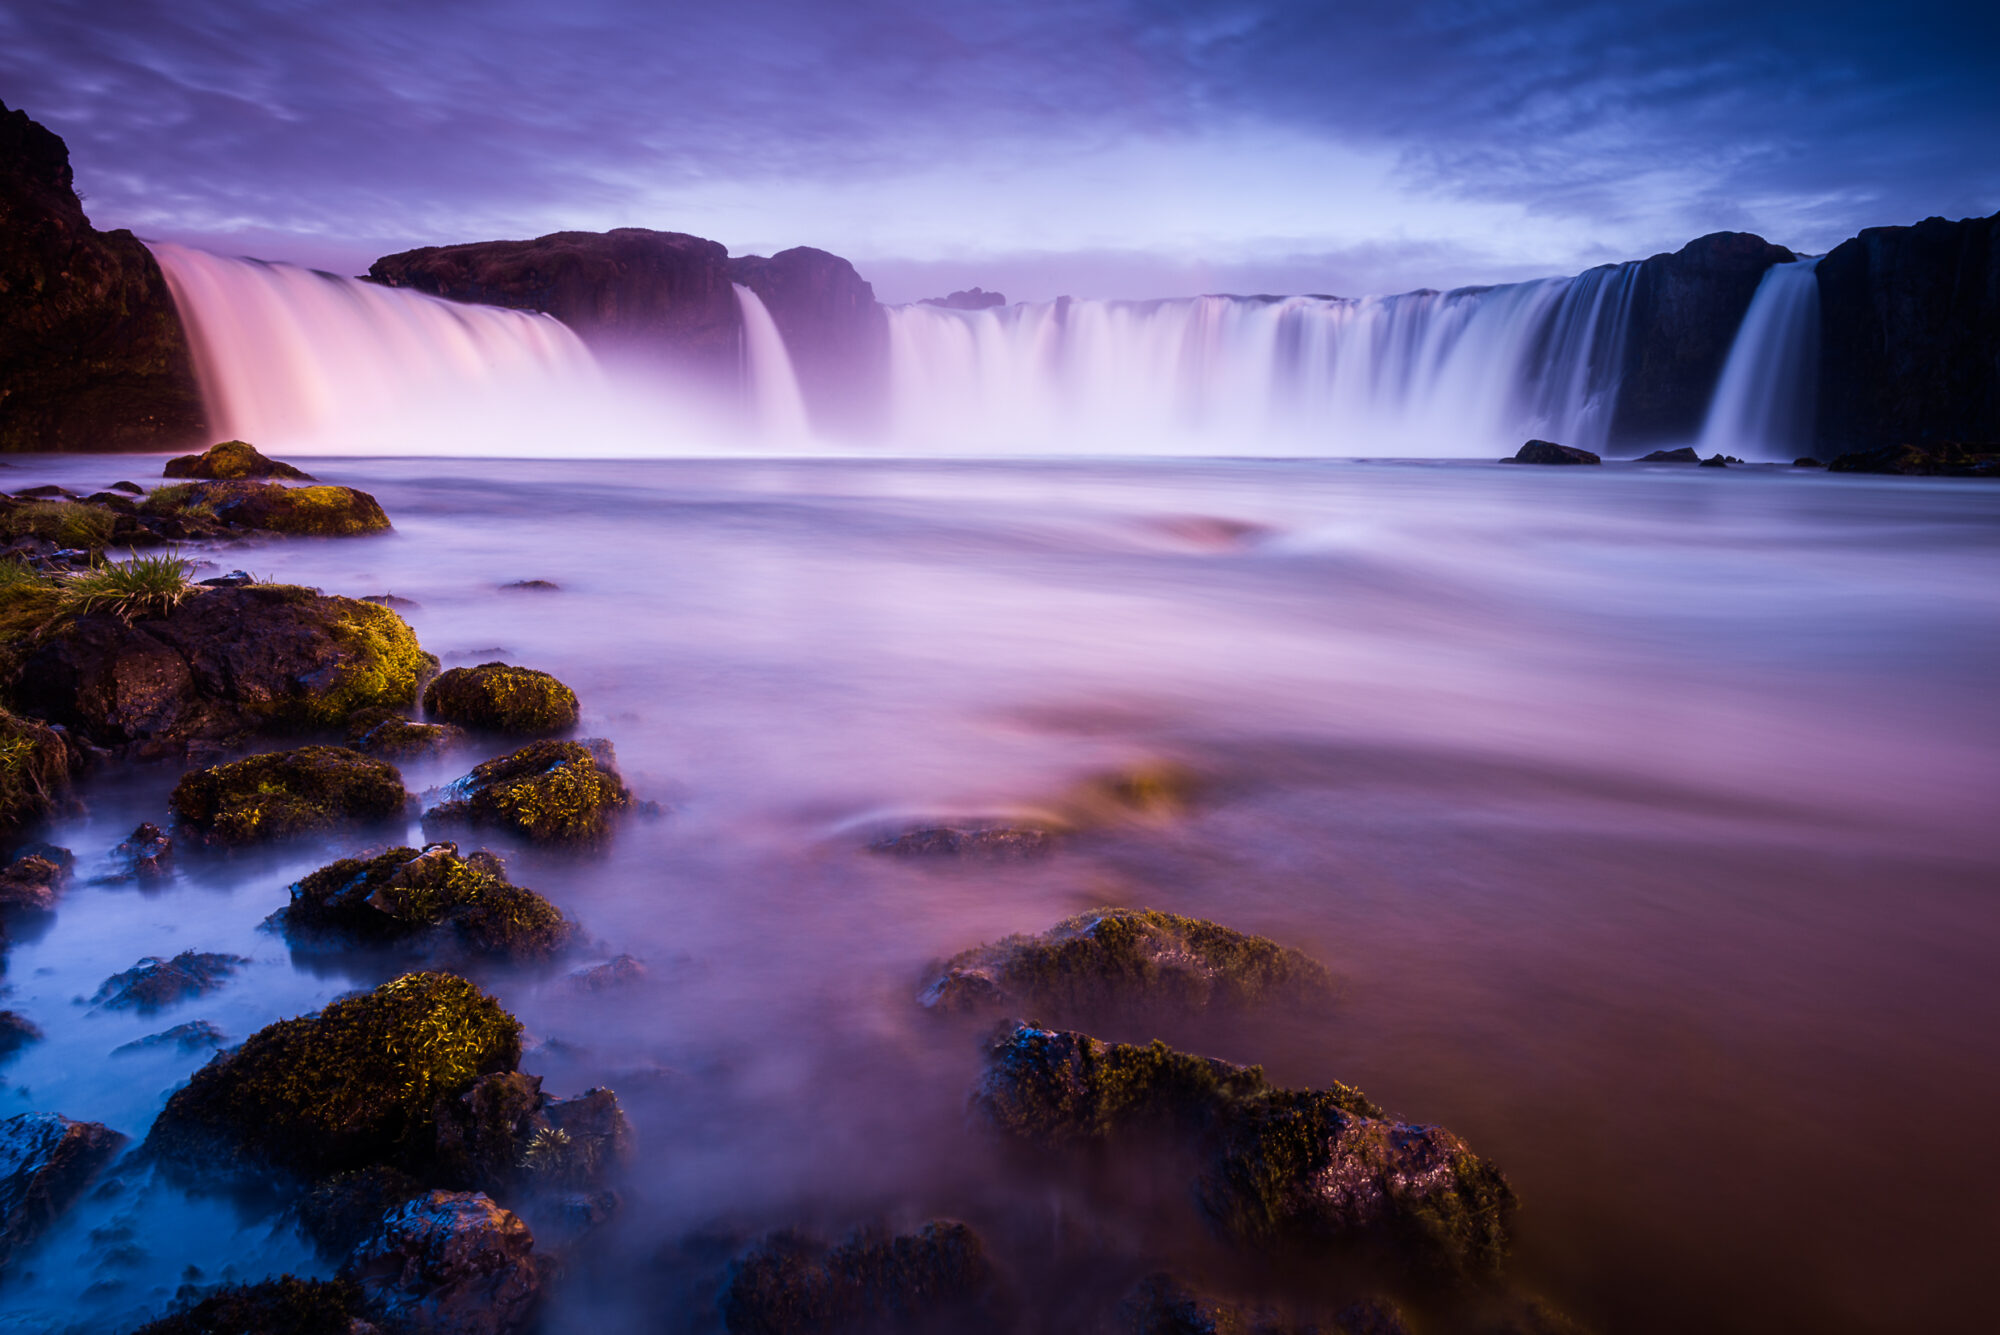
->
[
  {"left": 12, "top": 586, "right": 437, "bottom": 751},
  {"left": 0, "top": 1011, "right": 42, "bottom": 1059},
  {"left": 557, "top": 954, "right": 646, "bottom": 993},
  {"left": 93, "top": 950, "right": 249, "bottom": 1012},
  {"left": 346, "top": 1190, "right": 546, "bottom": 1335},
  {"left": 0, "top": 845, "right": 72, "bottom": 915},
  {"left": 112, "top": 1019, "right": 226, "bottom": 1056},
  {"left": 422, "top": 662, "right": 579, "bottom": 735},
  {"left": 0, "top": 709, "right": 71, "bottom": 842},
  {"left": 423, "top": 739, "right": 631, "bottom": 846},
  {"left": 0, "top": 1111, "right": 127, "bottom": 1269},
  {"left": 193, "top": 480, "right": 392, "bottom": 536},
  {"left": 871, "top": 825, "right": 1057, "bottom": 860},
  {"left": 1826, "top": 441, "right": 2000, "bottom": 476},
  {"left": 1792, "top": 456, "right": 1825, "bottom": 468},
  {"left": 1636, "top": 447, "right": 1700, "bottom": 463},
  {"left": 276, "top": 843, "right": 575, "bottom": 964},
  {"left": 429, "top": 1071, "right": 631, "bottom": 1198},
  {"left": 163, "top": 439, "right": 315, "bottom": 481},
  {"left": 1503, "top": 440, "right": 1601, "bottom": 465},
  {"left": 127, "top": 1276, "right": 370, "bottom": 1335},
  {"left": 169, "top": 746, "right": 407, "bottom": 847},
  {"left": 145, "top": 972, "right": 523, "bottom": 1185},
  {"left": 114, "top": 821, "right": 173, "bottom": 878},
  {"left": 348, "top": 710, "right": 466, "bottom": 760},
  {"left": 976, "top": 1024, "right": 1515, "bottom": 1280},
  {"left": 721, "top": 1220, "right": 1000, "bottom": 1335},
  {"left": 921, "top": 907, "right": 1334, "bottom": 1020},
  {"left": 1699, "top": 453, "right": 1730, "bottom": 468}
]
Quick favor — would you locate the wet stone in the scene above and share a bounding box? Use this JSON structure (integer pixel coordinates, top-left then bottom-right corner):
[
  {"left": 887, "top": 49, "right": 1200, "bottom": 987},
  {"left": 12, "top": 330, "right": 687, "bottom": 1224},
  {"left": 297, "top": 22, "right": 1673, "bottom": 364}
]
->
[
  {"left": 0, "top": 1111, "right": 127, "bottom": 1269},
  {"left": 112, "top": 1019, "right": 226, "bottom": 1056},
  {"left": 870, "top": 825, "right": 1057, "bottom": 860},
  {"left": 557, "top": 954, "right": 646, "bottom": 993},
  {"left": 0, "top": 1011, "right": 42, "bottom": 1060},
  {"left": 344, "top": 1190, "right": 546, "bottom": 1335},
  {"left": 114, "top": 822, "right": 173, "bottom": 879},
  {"left": 0, "top": 847, "right": 72, "bottom": 916},
  {"left": 92, "top": 950, "right": 249, "bottom": 1012}
]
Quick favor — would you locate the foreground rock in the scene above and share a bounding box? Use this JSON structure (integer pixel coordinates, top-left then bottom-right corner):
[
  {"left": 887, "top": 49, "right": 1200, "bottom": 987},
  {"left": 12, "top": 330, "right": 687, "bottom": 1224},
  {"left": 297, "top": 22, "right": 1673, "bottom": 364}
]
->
[
  {"left": 93, "top": 950, "right": 248, "bottom": 1011},
  {"left": 721, "top": 1220, "right": 1001, "bottom": 1335},
  {"left": 0, "top": 845, "right": 71, "bottom": 915},
  {"left": 0, "top": 709, "right": 70, "bottom": 842},
  {"left": 347, "top": 1190, "right": 546, "bottom": 1335},
  {"left": 113, "top": 821, "right": 173, "bottom": 878},
  {"left": 163, "top": 439, "right": 314, "bottom": 481},
  {"left": 1825, "top": 442, "right": 2000, "bottom": 476},
  {"left": 129, "top": 1277, "right": 369, "bottom": 1335},
  {"left": 146, "top": 972, "right": 522, "bottom": 1185},
  {"left": 276, "top": 843, "right": 575, "bottom": 964},
  {"left": 113, "top": 1020, "right": 225, "bottom": 1056},
  {"left": 422, "top": 662, "right": 579, "bottom": 735},
  {"left": 922, "top": 907, "right": 1334, "bottom": 1020},
  {"left": 192, "top": 479, "right": 392, "bottom": 536},
  {"left": 423, "top": 739, "right": 631, "bottom": 846},
  {"left": 169, "top": 746, "right": 407, "bottom": 847},
  {"left": 12, "top": 585, "right": 436, "bottom": 752},
  {"left": 0, "top": 99, "right": 205, "bottom": 453},
  {"left": 1503, "top": 440, "right": 1600, "bottom": 465},
  {"left": 977, "top": 1024, "right": 1515, "bottom": 1280},
  {"left": 0, "top": 1111, "right": 126, "bottom": 1269}
]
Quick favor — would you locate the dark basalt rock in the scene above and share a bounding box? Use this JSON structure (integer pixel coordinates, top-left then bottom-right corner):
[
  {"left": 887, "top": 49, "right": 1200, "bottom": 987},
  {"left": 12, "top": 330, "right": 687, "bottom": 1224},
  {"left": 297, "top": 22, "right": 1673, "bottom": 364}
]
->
[
  {"left": 870, "top": 824, "right": 1057, "bottom": 860},
  {"left": 1503, "top": 440, "right": 1601, "bottom": 465},
  {"left": 1611, "top": 231, "right": 1796, "bottom": 448},
  {"left": 11, "top": 585, "right": 436, "bottom": 752},
  {"left": 0, "top": 845, "right": 71, "bottom": 915},
  {"left": 145, "top": 972, "right": 523, "bottom": 1185},
  {"left": 1825, "top": 441, "right": 2000, "bottom": 476},
  {"left": 922, "top": 907, "right": 1334, "bottom": 1020},
  {"left": 0, "top": 1111, "right": 127, "bottom": 1269},
  {"left": 0, "top": 1011, "right": 41, "bottom": 1060},
  {"left": 727, "top": 246, "right": 890, "bottom": 437},
  {"left": 918, "top": 287, "right": 1006, "bottom": 310},
  {"left": 169, "top": 746, "right": 407, "bottom": 847},
  {"left": 721, "top": 1220, "right": 1001, "bottom": 1335},
  {"left": 192, "top": 480, "right": 391, "bottom": 536},
  {"left": 422, "top": 662, "right": 579, "bottom": 736},
  {"left": 93, "top": 950, "right": 249, "bottom": 1012},
  {"left": 114, "top": 821, "right": 173, "bottom": 878},
  {"left": 1637, "top": 447, "right": 1700, "bottom": 463},
  {"left": 1816, "top": 210, "right": 2000, "bottom": 456},
  {"left": 0, "top": 708, "right": 71, "bottom": 842},
  {"left": 348, "top": 711, "right": 466, "bottom": 760},
  {"left": 113, "top": 1019, "right": 225, "bottom": 1056},
  {"left": 1698, "top": 453, "right": 1729, "bottom": 468},
  {"left": 976, "top": 1024, "right": 1515, "bottom": 1280},
  {"left": 1793, "top": 456, "right": 1825, "bottom": 468},
  {"left": 0, "top": 99, "right": 206, "bottom": 453},
  {"left": 127, "top": 1276, "right": 369, "bottom": 1335},
  {"left": 162, "top": 439, "right": 315, "bottom": 481},
  {"left": 276, "top": 842, "right": 575, "bottom": 964},
  {"left": 344, "top": 1189, "right": 546, "bottom": 1335},
  {"left": 423, "top": 739, "right": 631, "bottom": 846}
]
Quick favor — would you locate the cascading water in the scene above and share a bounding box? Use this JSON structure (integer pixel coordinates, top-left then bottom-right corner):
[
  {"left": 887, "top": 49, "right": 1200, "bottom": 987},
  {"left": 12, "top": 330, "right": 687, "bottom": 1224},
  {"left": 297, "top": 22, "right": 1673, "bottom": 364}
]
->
[
  {"left": 884, "top": 263, "right": 1641, "bottom": 455},
  {"left": 733, "top": 283, "right": 812, "bottom": 442},
  {"left": 148, "top": 240, "right": 599, "bottom": 452},
  {"left": 1698, "top": 258, "right": 1822, "bottom": 461}
]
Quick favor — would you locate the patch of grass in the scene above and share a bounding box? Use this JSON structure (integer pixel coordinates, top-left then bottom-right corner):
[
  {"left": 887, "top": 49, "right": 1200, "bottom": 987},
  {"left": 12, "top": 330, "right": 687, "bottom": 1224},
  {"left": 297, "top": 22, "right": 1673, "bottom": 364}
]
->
[
  {"left": 58, "top": 551, "right": 196, "bottom": 622},
  {"left": 1, "top": 500, "right": 115, "bottom": 549},
  {"left": 0, "top": 707, "right": 70, "bottom": 839},
  {"left": 140, "top": 483, "right": 215, "bottom": 518}
]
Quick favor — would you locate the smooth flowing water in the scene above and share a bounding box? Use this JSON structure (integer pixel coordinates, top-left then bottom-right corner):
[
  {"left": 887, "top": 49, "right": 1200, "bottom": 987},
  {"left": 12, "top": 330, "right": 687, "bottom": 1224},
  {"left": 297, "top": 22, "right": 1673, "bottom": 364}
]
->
[
  {"left": 1699, "top": 258, "right": 1823, "bottom": 461},
  {"left": 1, "top": 454, "right": 1995, "bottom": 1334}
]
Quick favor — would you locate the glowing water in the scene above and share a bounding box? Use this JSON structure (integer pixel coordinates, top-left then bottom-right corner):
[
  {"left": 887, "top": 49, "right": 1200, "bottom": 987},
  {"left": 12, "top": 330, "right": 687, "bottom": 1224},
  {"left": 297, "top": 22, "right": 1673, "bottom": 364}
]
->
[
  {"left": 1699, "top": 258, "right": 1822, "bottom": 460},
  {"left": 732, "top": 282, "right": 812, "bottom": 442},
  {"left": 884, "top": 264, "right": 1641, "bottom": 455}
]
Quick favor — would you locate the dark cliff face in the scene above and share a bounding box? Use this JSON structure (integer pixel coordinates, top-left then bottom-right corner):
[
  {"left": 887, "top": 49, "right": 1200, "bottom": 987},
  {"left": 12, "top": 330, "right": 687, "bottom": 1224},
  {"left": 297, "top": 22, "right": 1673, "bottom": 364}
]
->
[
  {"left": 1610, "top": 231, "right": 1796, "bottom": 447},
  {"left": 369, "top": 228, "right": 742, "bottom": 375},
  {"left": 0, "top": 100, "right": 206, "bottom": 452},
  {"left": 726, "top": 247, "right": 888, "bottom": 437},
  {"left": 1815, "top": 212, "right": 2000, "bottom": 454}
]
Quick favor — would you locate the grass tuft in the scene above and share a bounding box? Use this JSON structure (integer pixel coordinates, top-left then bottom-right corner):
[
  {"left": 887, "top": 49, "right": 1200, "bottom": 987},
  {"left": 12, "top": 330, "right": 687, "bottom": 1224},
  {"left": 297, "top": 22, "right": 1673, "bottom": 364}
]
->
[{"left": 60, "top": 550, "right": 197, "bottom": 622}]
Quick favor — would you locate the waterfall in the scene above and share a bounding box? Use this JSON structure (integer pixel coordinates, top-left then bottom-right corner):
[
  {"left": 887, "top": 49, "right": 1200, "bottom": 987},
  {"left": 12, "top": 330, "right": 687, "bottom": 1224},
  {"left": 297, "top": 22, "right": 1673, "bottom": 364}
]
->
[
  {"left": 883, "top": 263, "right": 1641, "bottom": 456},
  {"left": 733, "top": 283, "right": 812, "bottom": 442},
  {"left": 148, "top": 240, "right": 598, "bottom": 451},
  {"left": 1698, "top": 258, "right": 1822, "bottom": 460}
]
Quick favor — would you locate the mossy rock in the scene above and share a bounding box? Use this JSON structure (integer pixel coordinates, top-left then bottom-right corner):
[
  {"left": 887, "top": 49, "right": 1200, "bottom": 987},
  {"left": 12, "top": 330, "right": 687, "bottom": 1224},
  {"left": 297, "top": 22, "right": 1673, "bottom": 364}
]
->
[
  {"left": 346, "top": 707, "right": 465, "bottom": 760},
  {"left": 722, "top": 1220, "right": 1000, "bottom": 1335},
  {"left": 195, "top": 481, "right": 390, "bottom": 536},
  {"left": 0, "top": 707, "right": 69, "bottom": 841},
  {"left": 921, "top": 907, "right": 1334, "bottom": 1020},
  {"left": 162, "top": 439, "right": 315, "bottom": 481},
  {"left": 422, "top": 662, "right": 579, "bottom": 735},
  {"left": 276, "top": 842, "right": 575, "bottom": 963},
  {"left": 168, "top": 745, "right": 406, "bottom": 847},
  {"left": 424, "top": 739, "right": 630, "bottom": 846},
  {"left": 127, "top": 1276, "right": 365, "bottom": 1335},
  {"left": 295, "top": 1164, "right": 428, "bottom": 1257},
  {"left": 0, "top": 498, "right": 115, "bottom": 550},
  {"left": 976, "top": 1024, "right": 1515, "bottom": 1281},
  {"left": 145, "top": 971, "right": 522, "bottom": 1184}
]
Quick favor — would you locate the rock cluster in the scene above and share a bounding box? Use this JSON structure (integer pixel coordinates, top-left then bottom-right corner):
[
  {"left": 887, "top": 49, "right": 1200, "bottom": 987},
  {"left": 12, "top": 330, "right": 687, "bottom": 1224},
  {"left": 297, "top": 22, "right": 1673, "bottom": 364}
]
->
[{"left": 275, "top": 842, "right": 575, "bottom": 964}]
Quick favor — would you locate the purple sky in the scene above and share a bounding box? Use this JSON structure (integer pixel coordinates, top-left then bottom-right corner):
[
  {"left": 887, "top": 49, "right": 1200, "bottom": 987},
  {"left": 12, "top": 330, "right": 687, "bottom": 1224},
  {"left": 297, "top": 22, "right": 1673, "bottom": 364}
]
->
[{"left": 4, "top": 0, "right": 1995, "bottom": 303}]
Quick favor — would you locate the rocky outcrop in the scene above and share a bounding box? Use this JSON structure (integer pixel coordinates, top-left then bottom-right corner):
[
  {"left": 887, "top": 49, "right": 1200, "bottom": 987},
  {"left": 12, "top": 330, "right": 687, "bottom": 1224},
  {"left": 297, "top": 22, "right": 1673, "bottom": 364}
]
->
[
  {"left": 346, "top": 1190, "right": 546, "bottom": 1335},
  {"left": 1503, "top": 440, "right": 1600, "bottom": 465},
  {"left": 0, "top": 1111, "right": 126, "bottom": 1270},
  {"left": 870, "top": 824, "right": 1057, "bottom": 859},
  {"left": 727, "top": 247, "right": 889, "bottom": 436},
  {"left": 163, "top": 439, "right": 313, "bottom": 480},
  {"left": 1815, "top": 211, "right": 2000, "bottom": 454},
  {"left": 0, "top": 100, "right": 205, "bottom": 452},
  {"left": 919, "top": 287, "right": 1006, "bottom": 310},
  {"left": 1611, "top": 231, "right": 1796, "bottom": 447},
  {"left": 1637, "top": 446, "right": 1700, "bottom": 462}
]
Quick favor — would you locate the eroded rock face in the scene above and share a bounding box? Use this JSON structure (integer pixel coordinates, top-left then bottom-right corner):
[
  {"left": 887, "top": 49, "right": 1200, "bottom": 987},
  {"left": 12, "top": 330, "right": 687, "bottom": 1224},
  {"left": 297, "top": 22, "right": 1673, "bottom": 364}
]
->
[
  {"left": 721, "top": 1220, "right": 1000, "bottom": 1335},
  {"left": 162, "top": 439, "right": 314, "bottom": 480},
  {"left": 13, "top": 585, "right": 437, "bottom": 752},
  {"left": 169, "top": 746, "right": 407, "bottom": 847},
  {"left": 345, "top": 1190, "right": 545, "bottom": 1335},
  {"left": 975, "top": 1024, "right": 1515, "bottom": 1280},
  {"left": 422, "top": 662, "right": 579, "bottom": 736},
  {"left": 0, "top": 99, "right": 205, "bottom": 453},
  {"left": 276, "top": 843, "right": 574, "bottom": 964},
  {"left": 0, "top": 1111, "right": 126, "bottom": 1269},
  {"left": 423, "top": 739, "right": 631, "bottom": 846}
]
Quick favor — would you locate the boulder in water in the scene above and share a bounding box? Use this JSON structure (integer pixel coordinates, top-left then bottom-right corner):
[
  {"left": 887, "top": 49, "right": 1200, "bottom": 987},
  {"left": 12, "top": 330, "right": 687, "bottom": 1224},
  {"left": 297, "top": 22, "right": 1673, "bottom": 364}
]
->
[
  {"left": 1699, "top": 453, "right": 1730, "bottom": 468},
  {"left": 429, "top": 1070, "right": 631, "bottom": 1198},
  {"left": 162, "top": 439, "right": 315, "bottom": 481},
  {"left": 127, "top": 1276, "right": 369, "bottom": 1335},
  {"left": 92, "top": 950, "right": 248, "bottom": 1012},
  {"left": 423, "top": 739, "right": 631, "bottom": 846},
  {"left": 275, "top": 842, "right": 575, "bottom": 964},
  {"left": 194, "top": 480, "right": 390, "bottom": 535},
  {"left": 0, "top": 1111, "right": 126, "bottom": 1269},
  {"left": 870, "top": 824, "right": 1057, "bottom": 860},
  {"left": 345, "top": 1190, "right": 546, "bottom": 1335},
  {"left": 720, "top": 1220, "right": 1001, "bottom": 1335},
  {"left": 0, "top": 845, "right": 71, "bottom": 916},
  {"left": 169, "top": 746, "right": 407, "bottom": 847},
  {"left": 1637, "top": 447, "right": 1700, "bottom": 462},
  {"left": 1826, "top": 441, "right": 2000, "bottom": 476},
  {"left": 113, "top": 1019, "right": 226, "bottom": 1056},
  {"left": 1503, "top": 440, "right": 1601, "bottom": 465},
  {"left": 347, "top": 708, "right": 466, "bottom": 760},
  {"left": 114, "top": 821, "right": 174, "bottom": 877},
  {"left": 1793, "top": 456, "right": 1825, "bottom": 468},
  {"left": 422, "top": 662, "right": 579, "bottom": 735}
]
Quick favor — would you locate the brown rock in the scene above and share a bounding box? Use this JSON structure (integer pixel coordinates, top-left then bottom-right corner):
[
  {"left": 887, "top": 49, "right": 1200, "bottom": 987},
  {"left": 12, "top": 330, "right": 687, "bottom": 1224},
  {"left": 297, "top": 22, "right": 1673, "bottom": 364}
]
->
[{"left": 345, "top": 1190, "right": 545, "bottom": 1335}]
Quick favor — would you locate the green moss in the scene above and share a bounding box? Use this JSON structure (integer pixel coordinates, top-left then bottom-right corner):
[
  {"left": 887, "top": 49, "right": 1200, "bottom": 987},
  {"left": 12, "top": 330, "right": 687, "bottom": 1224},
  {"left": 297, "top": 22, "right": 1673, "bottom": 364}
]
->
[
  {"left": 424, "top": 739, "right": 630, "bottom": 845},
  {"left": 145, "top": 971, "right": 523, "bottom": 1182},
  {"left": 279, "top": 842, "right": 575, "bottom": 962},
  {"left": 167, "top": 745, "right": 406, "bottom": 846},
  {"left": 192, "top": 480, "right": 392, "bottom": 536},
  {"left": 138, "top": 483, "right": 214, "bottom": 519},
  {"left": 0, "top": 706, "right": 69, "bottom": 839},
  {"left": 422, "top": 661, "right": 580, "bottom": 735},
  {"left": 162, "top": 439, "right": 314, "bottom": 481},
  {"left": 295, "top": 1164, "right": 427, "bottom": 1257},
  {"left": 129, "top": 1276, "right": 365, "bottom": 1335},
  {"left": 0, "top": 499, "right": 114, "bottom": 549},
  {"left": 347, "top": 708, "right": 464, "bottom": 759},
  {"left": 309, "top": 598, "right": 439, "bottom": 724}
]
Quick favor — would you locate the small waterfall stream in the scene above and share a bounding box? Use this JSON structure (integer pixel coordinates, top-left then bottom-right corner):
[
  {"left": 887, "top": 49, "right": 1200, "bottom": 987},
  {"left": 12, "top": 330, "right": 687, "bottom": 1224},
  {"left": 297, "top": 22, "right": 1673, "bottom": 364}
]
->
[
  {"left": 1698, "top": 258, "right": 1823, "bottom": 460},
  {"left": 733, "top": 283, "right": 812, "bottom": 442}
]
